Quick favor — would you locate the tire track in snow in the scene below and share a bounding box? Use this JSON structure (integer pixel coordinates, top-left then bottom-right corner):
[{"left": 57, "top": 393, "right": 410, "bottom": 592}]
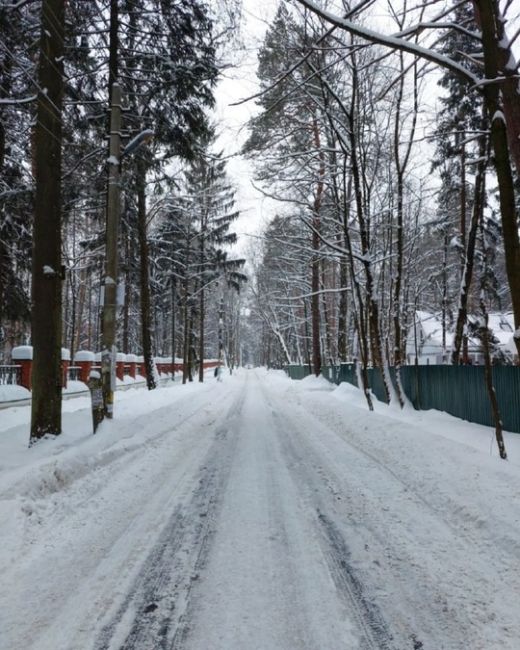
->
[
  {"left": 266, "top": 381, "right": 519, "bottom": 649},
  {"left": 298, "top": 394, "right": 520, "bottom": 562},
  {"left": 259, "top": 381, "right": 396, "bottom": 650},
  {"left": 315, "top": 511, "right": 394, "bottom": 650},
  {"left": 94, "top": 380, "right": 247, "bottom": 650}
]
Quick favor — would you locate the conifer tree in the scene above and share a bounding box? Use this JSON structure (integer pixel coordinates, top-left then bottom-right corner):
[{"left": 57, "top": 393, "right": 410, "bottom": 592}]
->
[
  {"left": 30, "top": 0, "right": 65, "bottom": 443},
  {"left": 433, "top": 3, "right": 486, "bottom": 365},
  {"left": 119, "top": 0, "right": 218, "bottom": 389},
  {"left": 0, "top": 4, "right": 36, "bottom": 355}
]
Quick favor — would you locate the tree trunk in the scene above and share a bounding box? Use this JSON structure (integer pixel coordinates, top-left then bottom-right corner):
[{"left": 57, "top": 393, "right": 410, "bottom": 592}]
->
[
  {"left": 74, "top": 269, "right": 87, "bottom": 354},
  {"left": 310, "top": 113, "right": 324, "bottom": 377},
  {"left": 68, "top": 273, "right": 77, "bottom": 362},
  {"left": 198, "top": 284, "right": 205, "bottom": 382},
  {"left": 310, "top": 234, "right": 322, "bottom": 373},
  {"left": 392, "top": 168, "right": 405, "bottom": 407},
  {"left": 171, "top": 274, "right": 176, "bottom": 379},
  {"left": 182, "top": 278, "right": 190, "bottom": 384},
  {"left": 30, "top": 0, "right": 65, "bottom": 443},
  {"left": 86, "top": 271, "right": 93, "bottom": 350},
  {"left": 459, "top": 132, "right": 470, "bottom": 364},
  {"left": 451, "top": 131, "right": 487, "bottom": 365},
  {"left": 122, "top": 234, "right": 131, "bottom": 353},
  {"left": 320, "top": 261, "right": 333, "bottom": 365},
  {"left": 480, "top": 304, "right": 507, "bottom": 459},
  {"left": 474, "top": 0, "right": 520, "bottom": 358},
  {"left": 441, "top": 229, "right": 448, "bottom": 362},
  {"left": 337, "top": 238, "right": 349, "bottom": 362},
  {"left": 198, "top": 234, "right": 205, "bottom": 382},
  {"left": 303, "top": 299, "right": 312, "bottom": 369},
  {"left": 137, "top": 160, "right": 156, "bottom": 390},
  {"left": 108, "top": 0, "right": 118, "bottom": 105},
  {"left": 349, "top": 106, "right": 389, "bottom": 403},
  {"left": 188, "top": 307, "right": 195, "bottom": 382},
  {"left": 476, "top": 0, "right": 520, "bottom": 179},
  {"left": 341, "top": 161, "right": 373, "bottom": 411}
]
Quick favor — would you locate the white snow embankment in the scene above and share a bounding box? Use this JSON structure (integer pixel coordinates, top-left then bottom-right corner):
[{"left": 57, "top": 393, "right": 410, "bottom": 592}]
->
[
  {"left": 0, "top": 384, "right": 31, "bottom": 402},
  {"left": 63, "top": 379, "right": 88, "bottom": 394},
  {"left": 259, "top": 369, "right": 520, "bottom": 649},
  {"left": 0, "top": 375, "right": 225, "bottom": 521},
  {"left": 0, "top": 372, "right": 241, "bottom": 650}
]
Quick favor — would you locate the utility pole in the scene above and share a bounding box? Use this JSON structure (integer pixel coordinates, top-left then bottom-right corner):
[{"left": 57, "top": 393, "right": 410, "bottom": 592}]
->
[{"left": 102, "top": 82, "right": 122, "bottom": 418}]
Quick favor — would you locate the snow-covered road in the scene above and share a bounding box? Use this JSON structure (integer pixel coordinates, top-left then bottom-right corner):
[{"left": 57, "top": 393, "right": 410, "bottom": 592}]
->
[{"left": 1, "top": 369, "right": 519, "bottom": 649}]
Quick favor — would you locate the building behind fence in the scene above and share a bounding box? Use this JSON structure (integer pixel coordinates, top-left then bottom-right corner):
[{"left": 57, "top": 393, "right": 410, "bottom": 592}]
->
[{"left": 286, "top": 363, "right": 520, "bottom": 434}]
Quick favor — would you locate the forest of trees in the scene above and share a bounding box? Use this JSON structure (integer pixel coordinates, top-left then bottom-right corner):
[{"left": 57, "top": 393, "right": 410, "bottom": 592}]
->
[
  {"left": 0, "top": 0, "right": 245, "bottom": 442},
  {"left": 244, "top": 1, "right": 520, "bottom": 403},
  {"left": 1, "top": 0, "right": 520, "bottom": 450}
]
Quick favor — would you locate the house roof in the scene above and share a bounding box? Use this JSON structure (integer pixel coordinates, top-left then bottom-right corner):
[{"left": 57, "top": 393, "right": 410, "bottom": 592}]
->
[
  {"left": 413, "top": 310, "right": 516, "bottom": 353},
  {"left": 485, "top": 312, "right": 516, "bottom": 352},
  {"left": 414, "top": 311, "right": 454, "bottom": 348}
]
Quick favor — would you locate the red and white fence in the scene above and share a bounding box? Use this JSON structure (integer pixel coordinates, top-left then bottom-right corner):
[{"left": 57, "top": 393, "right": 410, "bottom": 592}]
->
[{"left": 1, "top": 347, "right": 220, "bottom": 391}]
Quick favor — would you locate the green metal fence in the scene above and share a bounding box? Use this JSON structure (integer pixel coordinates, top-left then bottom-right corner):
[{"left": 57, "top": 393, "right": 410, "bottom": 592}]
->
[
  {"left": 286, "top": 363, "right": 520, "bottom": 434},
  {"left": 286, "top": 364, "right": 312, "bottom": 380}
]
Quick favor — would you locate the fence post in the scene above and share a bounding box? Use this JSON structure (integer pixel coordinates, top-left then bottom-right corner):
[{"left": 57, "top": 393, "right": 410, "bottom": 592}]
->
[
  {"left": 116, "top": 353, "right": 126, "bottom": 381},
  {"left": 11, "top": 346, "right": 33, "bottom": 390},
  {"left": 126, "top": 353, "right": 137, "bottom": 379},
  {"left": 74, "top": 350, "right": 94, "bottom": 383},
  {"left": 61, "top": 348, "right": 70, "bottom": 389}
]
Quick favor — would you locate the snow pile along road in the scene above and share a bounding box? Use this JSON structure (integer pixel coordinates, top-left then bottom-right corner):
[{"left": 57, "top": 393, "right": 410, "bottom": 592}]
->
[{"left": 0, "top": 368, "right": 519, "bottom": 649}]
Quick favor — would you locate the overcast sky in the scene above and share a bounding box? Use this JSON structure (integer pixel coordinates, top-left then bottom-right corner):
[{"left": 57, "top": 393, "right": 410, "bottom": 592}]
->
[
  {"left": 214, "top": 0, "right": 520, "bottom": 259},
  {"left": 214, "top": 1, "right": 280, "bottom": 257}
]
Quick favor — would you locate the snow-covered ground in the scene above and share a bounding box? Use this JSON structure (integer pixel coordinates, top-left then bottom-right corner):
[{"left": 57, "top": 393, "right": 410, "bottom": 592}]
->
[{"left": 1, "top": 369, "right": 519, "bottom": 649}]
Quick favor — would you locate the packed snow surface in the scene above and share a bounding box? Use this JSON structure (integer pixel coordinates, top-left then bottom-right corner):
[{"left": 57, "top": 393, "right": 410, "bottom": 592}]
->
[{"left": 1, "top": 369, "right": 519, "bottom": 649}]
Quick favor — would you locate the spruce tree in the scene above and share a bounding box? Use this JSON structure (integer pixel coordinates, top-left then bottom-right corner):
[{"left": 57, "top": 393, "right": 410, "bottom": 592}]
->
[
  {"left": 30, "top": 0, "right": 65, "bottom": 443},
  {"left": 433, "top": 3, "right": 488, "bottom": 365}
]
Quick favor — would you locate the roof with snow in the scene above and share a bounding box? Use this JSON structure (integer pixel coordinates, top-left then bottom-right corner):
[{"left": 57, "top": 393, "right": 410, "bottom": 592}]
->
[{"left": 413, "top": 310, "right": 516, "bottom": 353}]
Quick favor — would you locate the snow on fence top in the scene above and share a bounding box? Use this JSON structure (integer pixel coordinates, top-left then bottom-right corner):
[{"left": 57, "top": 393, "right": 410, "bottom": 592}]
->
[
  {"left": 11, "top": 346, "right": 33, "bottom": 360},
  {"left": 74, "top": 351, "right": 95, "bottom": 362},
  {"left": 9, "top": 348, "right": 193, "bottom": 365}
]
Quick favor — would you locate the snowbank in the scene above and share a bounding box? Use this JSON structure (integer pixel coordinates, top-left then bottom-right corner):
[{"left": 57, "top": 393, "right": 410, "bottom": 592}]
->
[
  {"left": 300, "top": 373, "right": 334, "bottom": 391},
  {"left": 0, "top": 385, "right": 31, "bottom": 402},
  {"left": 63, "top": 380, "right": 88, "bottom": 395},
  {"left": 329, "top": 380, "right": 520, "bottom": 464}
]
